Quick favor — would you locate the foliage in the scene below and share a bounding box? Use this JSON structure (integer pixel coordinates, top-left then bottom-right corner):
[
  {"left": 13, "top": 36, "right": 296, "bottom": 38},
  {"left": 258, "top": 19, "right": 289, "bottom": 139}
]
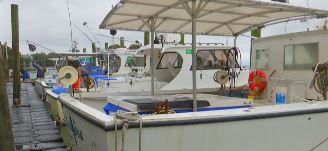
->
[
  {"left": 108, "top": 44, "right": 124, "bottom": 49},
  {"left": 0, "top": 43, "right": 56, "bottom": 70},
  {"left": 129, "top": 44, "right": 141, "bottom": 50},
  {"left": 30, "top": 52, "right": 56, "bottom": 67}
]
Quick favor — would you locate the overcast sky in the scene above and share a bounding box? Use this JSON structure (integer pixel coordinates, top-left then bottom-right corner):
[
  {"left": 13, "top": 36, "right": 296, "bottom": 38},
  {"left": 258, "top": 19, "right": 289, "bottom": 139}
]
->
[{"left": 1, "top": 0, "right": 328, "bottom": 66}]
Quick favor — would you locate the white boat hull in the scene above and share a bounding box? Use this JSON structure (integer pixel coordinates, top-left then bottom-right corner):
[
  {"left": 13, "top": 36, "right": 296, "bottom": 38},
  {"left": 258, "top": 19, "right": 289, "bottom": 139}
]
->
[{"left": 60, "top": 94, "right": 328, "bottom": 151}]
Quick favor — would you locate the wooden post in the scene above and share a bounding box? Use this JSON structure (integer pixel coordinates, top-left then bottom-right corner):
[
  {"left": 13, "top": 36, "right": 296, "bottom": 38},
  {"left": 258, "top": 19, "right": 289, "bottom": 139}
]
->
[
  {"left": 120, "top": 37, "right": 124, "bottom": 48},
  {"left": 3, "top": 42, "right": 9, "bottom": 81},
  {"left": 105, "top": 42, "right": 108, "bottom": 51},
  {"left": 12, "top": 4, "right": 21, "bottom": 103},
  {"left": 144, "top": 32, "right": 149, "bottom": 46},
  {"left": 92, "top": 43, "right": 96, "bottom": 65},
  {"left": 179, "top": 33, "right": 185, "bottom": 44},
  {"left": 0, "top": 40, "right": 15, "bottom": 151}
]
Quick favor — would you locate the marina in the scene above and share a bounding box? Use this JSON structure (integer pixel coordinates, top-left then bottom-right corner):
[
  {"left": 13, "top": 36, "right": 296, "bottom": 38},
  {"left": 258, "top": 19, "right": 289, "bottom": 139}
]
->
[{"left": 2, "top": 0, "right": 328, "bottom": 151}]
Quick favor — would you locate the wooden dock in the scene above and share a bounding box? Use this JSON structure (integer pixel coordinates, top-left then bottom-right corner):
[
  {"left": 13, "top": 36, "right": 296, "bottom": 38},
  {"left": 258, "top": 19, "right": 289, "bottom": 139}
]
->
[{"left": 8, "top": 83, "right": 67, "bottom": 151}]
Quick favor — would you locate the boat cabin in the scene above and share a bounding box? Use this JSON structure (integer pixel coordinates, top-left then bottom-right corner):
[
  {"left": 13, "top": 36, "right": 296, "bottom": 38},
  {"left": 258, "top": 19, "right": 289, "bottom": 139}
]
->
[
  {"left": 251, "top": 29, "right": 328, "bottom": 102},
  {"left": 134, "top": 44, "right": 249, "bottom": 93}
]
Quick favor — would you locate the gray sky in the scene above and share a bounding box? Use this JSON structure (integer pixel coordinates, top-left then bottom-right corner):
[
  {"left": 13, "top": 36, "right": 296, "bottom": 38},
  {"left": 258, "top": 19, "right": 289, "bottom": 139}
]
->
[{"left": 1, "top": 0, "right": 328, "bottom": 66}]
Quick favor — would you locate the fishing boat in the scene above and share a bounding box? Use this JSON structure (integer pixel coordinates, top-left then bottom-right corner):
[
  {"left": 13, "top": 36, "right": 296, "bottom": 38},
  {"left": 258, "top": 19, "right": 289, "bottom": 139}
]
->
[
  {"left": 55, "top": 0, "right": 328, "bottom": 150},
  {"left": 251, "top": 29, "right": 328, "bottom": 102},
  {"left": 97, "top": 43, "right": 249, "bottom": 94},
  {"left": 43, "top": 49, "right": 149, "bottom": 121}
]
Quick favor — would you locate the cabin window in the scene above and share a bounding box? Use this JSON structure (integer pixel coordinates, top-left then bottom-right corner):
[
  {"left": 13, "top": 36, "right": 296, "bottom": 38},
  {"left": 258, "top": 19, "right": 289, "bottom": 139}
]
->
[
  {"left": 284, "top": 43, "right": 318, "bottom": 70},
  {"left": 108, "top": 54, "right": 121, "bottom": 73},
  {"left": 125, "top": 56, "right": 145, "bottom": 67},
  {"left": 157, "top": 52, "right": 183, "bottom": 69},
  {"left": 196, "top": 50, "right": 228, "bottom": 70},
  {"left": 256, "top": 49, "right": 269, "bottom": 70}
]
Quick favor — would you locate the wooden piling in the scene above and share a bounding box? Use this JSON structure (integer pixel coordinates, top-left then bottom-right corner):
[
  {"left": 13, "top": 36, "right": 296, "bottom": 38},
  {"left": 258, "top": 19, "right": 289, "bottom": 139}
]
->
[
  {"left": 144, "top": 32, "right": 149, "bottom": 46},
  {"left": 3, "top": 42, "right": 9, "bottom": 81},
  {"left": 12, "top": 4, "right": 21, "bottom": 103},
  {"left": 0, "top": 40, "right": 15, "bottom": 151},
  {"left": 105, "top": 42, "right": 109, "bottom": 51},
  {"left": 92, "top": 43, "right": 96, "bottom": 65}
]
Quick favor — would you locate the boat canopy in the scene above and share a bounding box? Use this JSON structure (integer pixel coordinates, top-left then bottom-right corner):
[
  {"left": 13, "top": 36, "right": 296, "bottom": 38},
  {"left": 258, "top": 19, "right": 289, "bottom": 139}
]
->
[
  {"left": 100, "top": 0, "right": 328, "bottom": 36},
  {"left": 100, "top": 0, "right": 328, "bottom": 112}
]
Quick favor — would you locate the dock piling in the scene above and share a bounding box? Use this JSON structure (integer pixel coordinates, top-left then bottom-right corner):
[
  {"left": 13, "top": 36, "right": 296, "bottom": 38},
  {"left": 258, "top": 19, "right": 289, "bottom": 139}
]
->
[
  {"left": 11, "top": 4, "right": 21, "bottom": 104},
  {"left": 0, "top": 41, "right": 15, "bottom": 151}
]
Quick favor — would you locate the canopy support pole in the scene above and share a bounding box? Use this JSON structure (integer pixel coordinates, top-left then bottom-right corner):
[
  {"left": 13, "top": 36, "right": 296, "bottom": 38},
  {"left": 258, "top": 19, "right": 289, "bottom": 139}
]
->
[
  {"left": 191, "top": 0, "right": 197, "bottom": 112},
  {"left": 232, "top": 35, "right": 238, "bottom": 88},
  {"left": 150, "top": 18, "right": 156, "bottom": 95},
  {"left": 107, "top": 53, "right": 110, "bottom": 78}
]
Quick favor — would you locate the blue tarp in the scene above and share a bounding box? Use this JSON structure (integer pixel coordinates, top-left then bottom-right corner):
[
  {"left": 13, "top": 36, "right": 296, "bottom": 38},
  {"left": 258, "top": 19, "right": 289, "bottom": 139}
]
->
[
  {"left": 103, "top": 103, "right": 129, "bottom": 115},
  {"left": 91, "top": 75, "right": 117, "bottom": 87},
  {"left": 52, "top": 86, "right": 69, "bottom": 95},
  {"left": 86, "top": 66, "right": 104, "bottom": 75}
]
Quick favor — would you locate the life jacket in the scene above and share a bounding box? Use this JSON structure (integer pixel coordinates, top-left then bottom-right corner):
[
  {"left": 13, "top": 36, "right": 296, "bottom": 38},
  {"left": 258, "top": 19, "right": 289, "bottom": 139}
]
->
[{"left": 72, "top": 77, "right": 82, "bottom": 90}]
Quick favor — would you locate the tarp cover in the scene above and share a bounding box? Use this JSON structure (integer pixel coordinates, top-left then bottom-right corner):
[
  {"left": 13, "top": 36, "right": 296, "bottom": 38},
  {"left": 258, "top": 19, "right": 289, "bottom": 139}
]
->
[{"left": 100, "top": 0, "right": 328, "bottom": 36}]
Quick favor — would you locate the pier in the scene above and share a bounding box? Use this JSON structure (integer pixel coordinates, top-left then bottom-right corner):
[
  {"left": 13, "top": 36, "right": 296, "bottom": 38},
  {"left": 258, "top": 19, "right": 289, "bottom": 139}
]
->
[{"left": 8, "top": 83, "right": 67, "bottom": 151}]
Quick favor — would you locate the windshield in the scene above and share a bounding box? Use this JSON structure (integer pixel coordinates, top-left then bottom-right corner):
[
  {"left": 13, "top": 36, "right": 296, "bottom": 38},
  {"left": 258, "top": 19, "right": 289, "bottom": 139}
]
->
[
  {"left": 125, "top": 56, "right": 145, "bottom": 67},
  {"left": 196, "top": 49, "right": 238, "bottom": 70},
  {"left": 157, "top": 52, "right": 183, "bottom": 69}
]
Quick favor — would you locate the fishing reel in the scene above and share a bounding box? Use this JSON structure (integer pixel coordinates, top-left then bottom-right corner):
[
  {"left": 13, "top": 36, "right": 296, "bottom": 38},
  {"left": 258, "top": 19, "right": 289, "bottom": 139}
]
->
[
  {"left": 213, "top": 69, "right": 229, "bottom": 85},
  {"left": 311, "top": 62, "right": 328, "bottom": 100},
  {"left": 84, "top": 76, "right": 96, "bottom": 89},
  {"left": 58, "top": 66, "right": 78, "bottom": 86}
]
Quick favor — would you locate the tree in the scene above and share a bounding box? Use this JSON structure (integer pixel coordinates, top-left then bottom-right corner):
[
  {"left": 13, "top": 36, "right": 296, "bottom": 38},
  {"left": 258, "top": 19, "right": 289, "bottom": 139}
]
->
[
  {"left": 108, "top": 44, "right": 122, "bottom": 49},
  {"left": 129, "top": 44, "right": 141, "bottom": 49}
]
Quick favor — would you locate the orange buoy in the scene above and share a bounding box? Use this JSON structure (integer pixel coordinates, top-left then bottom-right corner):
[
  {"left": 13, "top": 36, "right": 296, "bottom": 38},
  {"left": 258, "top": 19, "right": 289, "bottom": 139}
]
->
[{"left": 248, "top": 70, "right": 268, "bottom": 96}]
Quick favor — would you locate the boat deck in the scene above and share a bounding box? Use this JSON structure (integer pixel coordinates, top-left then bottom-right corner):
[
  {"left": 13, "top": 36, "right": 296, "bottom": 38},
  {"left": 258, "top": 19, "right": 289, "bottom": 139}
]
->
[
  {"left": 7, "top": 83, "right": 67, "bottom": 151},
  {"left": 80, "top": 97, "right": 107, "bottom": 113},
  {"left": 78, "top": 93, "right": 253, "bottom": 114}
]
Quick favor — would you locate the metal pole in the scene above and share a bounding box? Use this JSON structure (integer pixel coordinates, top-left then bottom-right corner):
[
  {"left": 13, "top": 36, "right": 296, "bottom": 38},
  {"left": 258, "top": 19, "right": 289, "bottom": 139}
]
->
[
  {"left": 150, "top": 24, "right": 155, "bottom": 95},
  {"left": 12, "top": 4, "right": 21, "bottom": 103},
  {"left": 112, "top": 35, "right": 115, "bottom": 49},
  {"left": 232, "top": 36, "right": 238, "bottom": 88},
  {"left": 107, "top": 53, "right": 110, "bottom": 77},
  {"left": 0, "top": 21, "right": 15, "bottom": 151},
  {"left": 192, "top": 0, "right": 197, "bottom": 112},
  {"left": 234, "top": 36, "right": 237, "bottom": 47}
]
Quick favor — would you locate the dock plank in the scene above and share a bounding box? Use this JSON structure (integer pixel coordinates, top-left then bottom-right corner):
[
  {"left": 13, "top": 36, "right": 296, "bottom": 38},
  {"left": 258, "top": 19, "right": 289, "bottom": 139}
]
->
[{"left": 8, "top": 83, "right": 67, "bottom": 151}]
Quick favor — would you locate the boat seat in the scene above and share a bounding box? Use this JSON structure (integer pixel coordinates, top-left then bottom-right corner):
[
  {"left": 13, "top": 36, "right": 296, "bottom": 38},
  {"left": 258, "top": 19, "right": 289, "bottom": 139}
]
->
[{"left": 122, "top": 97, "right": 210, "bottom": 111}]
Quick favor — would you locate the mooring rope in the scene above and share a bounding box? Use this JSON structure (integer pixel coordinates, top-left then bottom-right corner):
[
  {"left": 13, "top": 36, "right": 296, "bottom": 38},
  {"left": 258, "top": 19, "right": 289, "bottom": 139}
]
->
[{"left": 113, "top": 111, "right": 142, "bottom": 151}]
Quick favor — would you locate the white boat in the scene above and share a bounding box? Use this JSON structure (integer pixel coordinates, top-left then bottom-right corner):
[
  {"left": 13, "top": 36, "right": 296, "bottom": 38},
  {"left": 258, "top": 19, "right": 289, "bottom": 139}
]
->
[
  {"left": 251, "top": 29, "right": 328, "bottom": 102},
  {"left": 53, "top": 0, "right": 328, "bottom": 150},
  {"left": 98, "top": 44, "right": 249, "bottom": 94}
]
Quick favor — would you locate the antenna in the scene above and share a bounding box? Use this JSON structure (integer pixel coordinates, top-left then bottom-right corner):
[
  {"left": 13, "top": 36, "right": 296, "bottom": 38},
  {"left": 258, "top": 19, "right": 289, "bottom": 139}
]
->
[
  {"left": 74, "top": 23, "right": 94, "bottom": 43},
  {"left": 96, "top": 34, "right": 137, "bottom": 43},
  {"left": 83, "top": 22, "right": 103, "bottom": 49},
  {"left": 65, "top": 0, "right": 74, "bottom": 51}
]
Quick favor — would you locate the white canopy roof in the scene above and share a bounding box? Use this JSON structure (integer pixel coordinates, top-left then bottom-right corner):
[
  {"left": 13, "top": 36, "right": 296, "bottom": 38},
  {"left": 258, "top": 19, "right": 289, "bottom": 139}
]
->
[{"left": 100, "top": 0, "right": 328, "bottom": 36}]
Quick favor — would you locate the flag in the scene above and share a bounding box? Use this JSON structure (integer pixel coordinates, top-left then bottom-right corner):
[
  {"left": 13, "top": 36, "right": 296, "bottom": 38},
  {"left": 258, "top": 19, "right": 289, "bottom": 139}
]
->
[{"left": 28, "top": 44, "right": 36, "bottom": 52}]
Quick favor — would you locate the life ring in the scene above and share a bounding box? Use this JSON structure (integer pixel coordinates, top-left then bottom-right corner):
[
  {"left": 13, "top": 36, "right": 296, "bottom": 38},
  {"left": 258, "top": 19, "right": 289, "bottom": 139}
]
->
[{"left": 248, "top": 70, "right": 268, "bottom": 96}]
